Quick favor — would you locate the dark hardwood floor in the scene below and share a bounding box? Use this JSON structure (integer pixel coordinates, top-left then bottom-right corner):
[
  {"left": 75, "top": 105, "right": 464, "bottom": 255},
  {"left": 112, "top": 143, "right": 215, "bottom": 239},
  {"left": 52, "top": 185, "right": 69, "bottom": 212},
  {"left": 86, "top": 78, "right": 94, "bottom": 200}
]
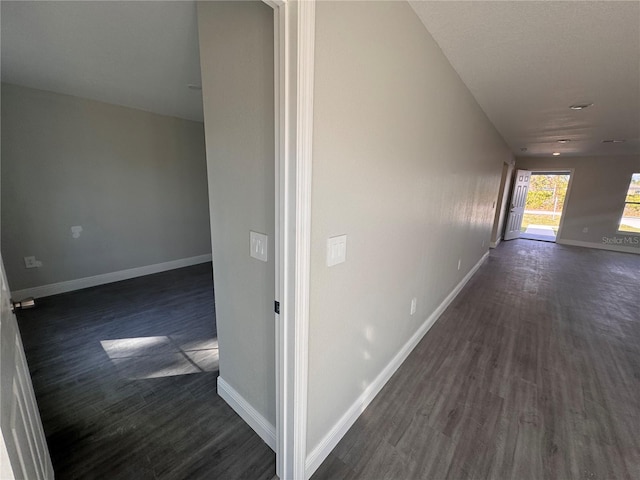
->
[
  {"left": 17, "top": 263, "right": 275, "bottom": 480},
  {"left": 17, "top": 242, "right": 640, "bottom": 479},
  {"left": 313, "top": 240, "right": 640, "bottom": 480}
]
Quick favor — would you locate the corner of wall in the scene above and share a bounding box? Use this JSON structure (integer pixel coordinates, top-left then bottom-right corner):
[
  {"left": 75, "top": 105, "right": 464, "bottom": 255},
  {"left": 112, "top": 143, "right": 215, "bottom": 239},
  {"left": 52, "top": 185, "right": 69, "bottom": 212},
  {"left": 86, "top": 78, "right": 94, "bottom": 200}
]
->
[{"left": 217, "top": 376, "right": 276, "bottom": 451}]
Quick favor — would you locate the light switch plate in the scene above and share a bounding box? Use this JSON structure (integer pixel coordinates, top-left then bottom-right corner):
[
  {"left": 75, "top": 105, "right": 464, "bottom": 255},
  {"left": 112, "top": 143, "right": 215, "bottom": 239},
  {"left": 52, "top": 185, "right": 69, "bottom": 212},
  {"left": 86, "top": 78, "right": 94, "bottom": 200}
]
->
[
  {"left": 327, "top": 235, "right": 347, "bottom": 267},
  {"left": 250, "top": 231, "right": 268, "bottom": 262}
]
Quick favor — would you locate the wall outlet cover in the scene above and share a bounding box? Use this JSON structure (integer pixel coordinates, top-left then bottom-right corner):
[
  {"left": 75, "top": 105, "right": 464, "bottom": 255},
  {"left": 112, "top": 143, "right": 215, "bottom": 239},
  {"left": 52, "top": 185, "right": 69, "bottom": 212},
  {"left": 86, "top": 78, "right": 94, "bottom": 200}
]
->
[
  {"left": 71, "top": 225, "right": 83, "bottom": 238},
  {"left": 24, "top": 256, "right": 42, "bottom": 268}
]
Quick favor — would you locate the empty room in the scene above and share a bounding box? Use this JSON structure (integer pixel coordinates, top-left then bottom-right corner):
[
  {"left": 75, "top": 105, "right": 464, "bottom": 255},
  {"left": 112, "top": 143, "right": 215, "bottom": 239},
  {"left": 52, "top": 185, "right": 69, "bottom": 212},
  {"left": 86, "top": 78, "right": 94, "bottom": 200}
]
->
[
  {"left": 2, "top": 1, "right": 277, "bottom": 478},
  {"left": 2, "top": 1, "right": 639, "bottom": 480}
]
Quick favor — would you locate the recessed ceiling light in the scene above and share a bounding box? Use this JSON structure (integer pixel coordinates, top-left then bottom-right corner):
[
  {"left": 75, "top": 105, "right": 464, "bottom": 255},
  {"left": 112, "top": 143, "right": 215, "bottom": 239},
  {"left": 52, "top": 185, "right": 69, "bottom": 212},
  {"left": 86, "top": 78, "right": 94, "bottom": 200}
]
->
[
  {"left": 557, "top": 139, "right": 571, "bottom": 144},
  {"left": 602, "top": 139, "right": 626, "bottom": 143},
  {"left": 569, "top": 103, "right": 593, "bottom": 110},
  {"left": 187, "top": 84, "right": 202, "bottom": 90},
  {"left": 552, "top": 152, "right": 561, "bottom": 156}
]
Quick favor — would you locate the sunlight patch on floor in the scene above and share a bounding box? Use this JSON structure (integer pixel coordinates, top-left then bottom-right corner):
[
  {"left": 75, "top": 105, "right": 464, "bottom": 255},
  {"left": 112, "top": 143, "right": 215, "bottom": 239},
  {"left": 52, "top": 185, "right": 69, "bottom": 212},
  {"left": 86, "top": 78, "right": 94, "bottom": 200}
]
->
[{"left": 100, "top": 336, "right": 218, "bottom": 379}]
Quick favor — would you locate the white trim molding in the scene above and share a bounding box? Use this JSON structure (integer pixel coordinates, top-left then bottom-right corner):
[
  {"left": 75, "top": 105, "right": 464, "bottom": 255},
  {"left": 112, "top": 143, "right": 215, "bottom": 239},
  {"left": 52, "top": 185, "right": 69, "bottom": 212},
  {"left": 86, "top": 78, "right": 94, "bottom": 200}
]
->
[
  {"left": 557, "top": 238, "right": 640, "bottom": 255},
  {"left": 272, "top": 0, "right": 317, "bottom": 478},
  {"left": 261, "top": 0, "right": 291, "bottom": 477},
  {"left": 304, "top": 251, "right": 490, "bottom": 478},
  {"left": 292, "top": 0, "right": 316, "bottom": 478},
  {"left": 490, "top": 237, "right": 501, "bottom": 249},
  {"left": 10, "top": 254, "right": 212, "bottom": 300},
  {"left": 217, "top": 377, "right": 276, "bottom": 451},
  {"left": 271, "top": 1, "right": 287, "bottom": 477}
]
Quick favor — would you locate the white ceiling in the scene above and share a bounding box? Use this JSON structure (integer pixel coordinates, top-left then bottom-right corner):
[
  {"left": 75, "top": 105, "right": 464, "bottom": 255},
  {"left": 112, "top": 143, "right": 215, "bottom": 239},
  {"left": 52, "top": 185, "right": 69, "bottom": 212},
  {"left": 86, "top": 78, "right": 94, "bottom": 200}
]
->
[
  {"left": 1, "top": 1, "right": 203, "bottom": 122},
  {"left": 410, "top": 0, "right": 640, "bottom": 157},
  {"left": 2, "top": 1, "right": 639, "bottom": 156}
]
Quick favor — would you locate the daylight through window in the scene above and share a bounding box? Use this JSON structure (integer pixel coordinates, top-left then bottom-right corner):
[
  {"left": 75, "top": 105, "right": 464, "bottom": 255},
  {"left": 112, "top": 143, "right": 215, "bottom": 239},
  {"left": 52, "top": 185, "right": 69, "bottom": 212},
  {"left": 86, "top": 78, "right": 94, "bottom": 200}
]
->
[{"left": 619, "top": 173, "right": 640, "bottom": 234}]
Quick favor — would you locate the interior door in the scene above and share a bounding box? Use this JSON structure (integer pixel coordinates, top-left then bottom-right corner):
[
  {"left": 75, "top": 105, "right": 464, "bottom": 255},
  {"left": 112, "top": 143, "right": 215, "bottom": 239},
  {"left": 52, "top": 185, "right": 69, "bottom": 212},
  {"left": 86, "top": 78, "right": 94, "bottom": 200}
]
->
[
  {"left": 0, "top": 253, "right": 54, "bottom": 479},
  {"left": 503, "top": 169, "right": 531, "bottom": 241}
]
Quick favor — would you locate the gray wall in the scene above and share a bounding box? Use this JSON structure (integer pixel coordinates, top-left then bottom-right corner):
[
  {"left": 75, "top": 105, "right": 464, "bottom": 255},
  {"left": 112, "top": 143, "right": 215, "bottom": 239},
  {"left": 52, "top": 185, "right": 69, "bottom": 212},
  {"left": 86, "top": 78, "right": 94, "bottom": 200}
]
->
[
  {"left": 197, "top": 2, "right": 276, "bottom": 425},
  {"left": 1, "top": 83, "right": 211, "bottom": 291},
  {"left": 306, "top": 1, "right": 512, "bottom": 452},
  {"left": 516, "top": 155, "right": 640, "bottom": 253}
]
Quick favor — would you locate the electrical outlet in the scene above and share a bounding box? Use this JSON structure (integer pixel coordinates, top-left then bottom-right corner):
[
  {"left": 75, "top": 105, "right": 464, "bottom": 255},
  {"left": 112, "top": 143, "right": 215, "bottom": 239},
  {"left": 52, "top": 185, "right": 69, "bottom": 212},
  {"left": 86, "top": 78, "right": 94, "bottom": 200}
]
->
[
  {"left": 410, "top": 298, "right": 417, "bottom": 315},
  {"left": 583, "top": 227, "right": 589, "bottom": 233},
  {"left": 71, "top": 225, "right": 83, "bottom": 238},
  {"left": 24, "top": 256, "right": 42, "bottom": 268},
  {"left": 457, "top": 258, "right": 461, "bottom": 271},
  {"left": 482, "top": 240, "right": 485, "bottom": 247}
]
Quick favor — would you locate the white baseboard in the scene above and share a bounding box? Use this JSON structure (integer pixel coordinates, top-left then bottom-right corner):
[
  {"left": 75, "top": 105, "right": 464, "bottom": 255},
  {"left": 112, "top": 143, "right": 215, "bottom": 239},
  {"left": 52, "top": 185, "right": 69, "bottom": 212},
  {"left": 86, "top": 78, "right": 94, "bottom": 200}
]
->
[
  {"left": 217, "top": 376, "right": 276, "bottom": 451},
  {"left": 557, "top": 238, "right": 640, "bottom": 255},
  {"left": 490, "top": 237, "right": 501, "bottom": 248},
  {"left": 11, "top": 254, "right": 212, "bottom": 300},
  {"left": 304, "top": 251, "right": 490, "bottom": 478}
]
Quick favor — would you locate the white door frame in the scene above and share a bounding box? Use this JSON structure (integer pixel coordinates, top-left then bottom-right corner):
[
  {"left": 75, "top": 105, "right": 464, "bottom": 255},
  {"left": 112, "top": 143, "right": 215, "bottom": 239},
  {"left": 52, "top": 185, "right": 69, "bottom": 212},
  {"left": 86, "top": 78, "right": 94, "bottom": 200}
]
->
[{"left": 263, "top": 0, "right": 315, "bottom": 478}]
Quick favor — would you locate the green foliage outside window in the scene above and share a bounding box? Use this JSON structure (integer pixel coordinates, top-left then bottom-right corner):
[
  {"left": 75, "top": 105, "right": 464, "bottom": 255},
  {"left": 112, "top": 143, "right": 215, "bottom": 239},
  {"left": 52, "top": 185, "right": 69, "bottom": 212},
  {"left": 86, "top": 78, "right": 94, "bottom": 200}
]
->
[
  {"left": 524, "top": 174, "right": 569, "bottom": 211},
  {"left": 520, "top": 174, "right": 570, "bottom": 234}
]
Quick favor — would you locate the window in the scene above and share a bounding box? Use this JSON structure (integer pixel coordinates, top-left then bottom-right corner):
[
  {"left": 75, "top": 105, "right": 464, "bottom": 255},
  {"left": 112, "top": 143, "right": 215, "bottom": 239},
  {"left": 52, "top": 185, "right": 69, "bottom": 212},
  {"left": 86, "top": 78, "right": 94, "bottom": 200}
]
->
[{"left": 619, "top": 173, "right": 640, "bottom": 234}]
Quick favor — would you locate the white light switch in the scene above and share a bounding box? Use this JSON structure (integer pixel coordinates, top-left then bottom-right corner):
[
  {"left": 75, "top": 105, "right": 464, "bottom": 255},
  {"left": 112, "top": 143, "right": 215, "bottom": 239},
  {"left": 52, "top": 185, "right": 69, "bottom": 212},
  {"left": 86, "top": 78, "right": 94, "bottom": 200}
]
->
[
  {"left": 250, "top": 231, "right": 268, "bottom": 262},
  {"left": 327, "top": 235, "right": 347, "bottom": 267}
]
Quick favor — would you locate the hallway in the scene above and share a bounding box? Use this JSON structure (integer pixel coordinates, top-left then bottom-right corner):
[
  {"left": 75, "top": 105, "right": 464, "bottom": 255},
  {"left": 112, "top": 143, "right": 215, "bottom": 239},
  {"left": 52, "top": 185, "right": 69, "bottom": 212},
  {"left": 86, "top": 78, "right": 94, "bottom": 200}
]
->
[{"left": 313, "top": 240, "right": 640, "bottom": 479}]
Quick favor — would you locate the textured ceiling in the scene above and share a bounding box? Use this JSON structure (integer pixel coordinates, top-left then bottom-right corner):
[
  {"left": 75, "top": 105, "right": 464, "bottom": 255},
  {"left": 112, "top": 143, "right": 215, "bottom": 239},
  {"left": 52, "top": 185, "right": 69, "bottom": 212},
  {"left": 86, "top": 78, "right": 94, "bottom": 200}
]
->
[
  {"left": 1, "top": 1, "right": 203, "bottom": 122},
  {"left": 2, "top": 1, "right": 639, "bottom": 156},
  {"left": 410, "top": 0, "right": 640, "bottom": 157}
]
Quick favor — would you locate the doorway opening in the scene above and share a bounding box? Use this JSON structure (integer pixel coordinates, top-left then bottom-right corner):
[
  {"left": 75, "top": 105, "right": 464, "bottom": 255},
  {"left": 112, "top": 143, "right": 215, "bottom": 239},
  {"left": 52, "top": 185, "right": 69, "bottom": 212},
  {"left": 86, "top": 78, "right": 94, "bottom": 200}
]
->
[
  {"left": 520, "top": 172, "right": 571, "bottom": 242},
  {"left": 2, "top": 0, "right": 286, "bottom": 477}
]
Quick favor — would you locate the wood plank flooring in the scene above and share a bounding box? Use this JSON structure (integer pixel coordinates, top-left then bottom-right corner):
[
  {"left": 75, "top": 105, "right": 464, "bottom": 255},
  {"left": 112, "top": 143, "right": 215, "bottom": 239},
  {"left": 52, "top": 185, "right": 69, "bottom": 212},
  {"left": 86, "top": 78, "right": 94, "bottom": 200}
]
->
[
  {"left": 17, "top": 242, "right": 640, "bottom": 479},
  {"left": 313, "top": 240, "right": 640, "bottom": 480},
  {"left": 17, "top": 263, "right": 276, "bottom": 480}
]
